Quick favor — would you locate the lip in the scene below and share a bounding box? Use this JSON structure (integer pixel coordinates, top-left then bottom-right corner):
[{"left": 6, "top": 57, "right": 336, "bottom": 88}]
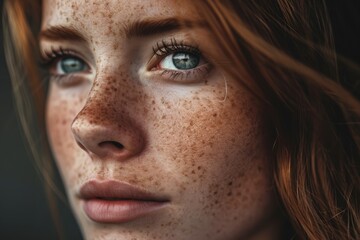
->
[{"left": 79, "top": 180, "right": 169, "bottom": 223}]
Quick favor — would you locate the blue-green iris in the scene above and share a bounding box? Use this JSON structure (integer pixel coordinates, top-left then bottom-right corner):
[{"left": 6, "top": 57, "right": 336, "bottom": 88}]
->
[
  {"left": 60, "top": 57, "right": 86, "bottom": 74},
  {"left": 172, "top": 53, "right": 199, "bottom": 70}
]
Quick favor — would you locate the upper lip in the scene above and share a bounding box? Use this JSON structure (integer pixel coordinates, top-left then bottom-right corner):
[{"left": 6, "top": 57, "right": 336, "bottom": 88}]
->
[{"left": 79, "top": 180, "right": 169, "bottom": 202}]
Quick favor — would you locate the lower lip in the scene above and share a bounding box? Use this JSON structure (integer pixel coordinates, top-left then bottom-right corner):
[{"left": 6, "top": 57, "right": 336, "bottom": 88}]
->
[{"left": 83, "top": 199, "right": 167, "bottom": 223}]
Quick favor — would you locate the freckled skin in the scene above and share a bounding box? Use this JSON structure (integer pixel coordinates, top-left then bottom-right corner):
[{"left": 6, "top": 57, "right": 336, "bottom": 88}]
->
[{"left": 43, "top": 0, "right": 285, "bottom": 239}]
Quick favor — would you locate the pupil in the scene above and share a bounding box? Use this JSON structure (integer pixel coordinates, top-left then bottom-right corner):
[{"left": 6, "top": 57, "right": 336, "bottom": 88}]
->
[{"left": 172, "top": 53, "right": 199, "bottom": 70}]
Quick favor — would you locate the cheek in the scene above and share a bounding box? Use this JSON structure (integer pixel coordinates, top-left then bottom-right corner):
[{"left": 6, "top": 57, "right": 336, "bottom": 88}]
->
[
  {"left": 46, "top": 84, "right": 87, "bottom": 179},
  {"left": 149, "top": 84, "right": 267, "bottom": 176},
  {"left": 140, "top": 81, "right": 276, "bottom": 233},
  {"left": 144, "top": 81, "right": 272, "bottom": 195}
]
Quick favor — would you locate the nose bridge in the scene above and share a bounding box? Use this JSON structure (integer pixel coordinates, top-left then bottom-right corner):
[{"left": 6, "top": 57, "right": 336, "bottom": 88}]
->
[
  {"left": 74, "top": 72, "right": 121, "bottom": 127},
  {"left": 86, "top": 60, "right": 137, "bottom": 109},
  {"left": 71, "top": 70, "right": 145, "bottom": 160}
]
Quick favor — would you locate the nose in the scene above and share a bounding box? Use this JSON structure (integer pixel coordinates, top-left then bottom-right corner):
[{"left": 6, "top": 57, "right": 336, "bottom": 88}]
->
[{"left": 71, "top": 80, "right": 145, "bottom": 161}]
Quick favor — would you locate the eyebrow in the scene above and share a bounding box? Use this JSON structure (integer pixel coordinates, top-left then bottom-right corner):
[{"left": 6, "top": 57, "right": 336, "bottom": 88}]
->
[
  {"left": 39, "top": 25, "right": 87, "bottom": 42},
  {"left": 39, "top": 18, "right": 206, "bottom": 42},
  {"left": 125, "top": 18, "right": 206, "bottom": 38}
]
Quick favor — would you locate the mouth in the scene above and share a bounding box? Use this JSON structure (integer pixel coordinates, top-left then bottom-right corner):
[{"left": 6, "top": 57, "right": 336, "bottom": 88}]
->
[{"left": 79, "top": 180, "right": 169, "bottom": 223}]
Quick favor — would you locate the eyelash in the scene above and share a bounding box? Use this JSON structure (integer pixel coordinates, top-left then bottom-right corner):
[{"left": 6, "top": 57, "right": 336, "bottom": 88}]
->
[
  {"left": 41, "top": 46, "right": 76, "bottom": 68},
  {"left": 152, "top": 38, "right": 200, "bottom": 57}
]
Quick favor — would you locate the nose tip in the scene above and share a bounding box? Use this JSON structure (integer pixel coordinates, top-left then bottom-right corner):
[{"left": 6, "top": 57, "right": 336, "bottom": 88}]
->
[{"left": 71, "top": 118, "right": 145, "bottom": 160}]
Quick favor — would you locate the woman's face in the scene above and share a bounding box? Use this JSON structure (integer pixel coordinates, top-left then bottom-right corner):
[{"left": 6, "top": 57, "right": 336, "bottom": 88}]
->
[{"left": 42, "top": 0, "right": 283, "bottom": 239}]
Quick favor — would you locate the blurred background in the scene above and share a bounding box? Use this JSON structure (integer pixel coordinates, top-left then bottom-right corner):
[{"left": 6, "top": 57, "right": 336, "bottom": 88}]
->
[{"left": 0, "top": 1, "right": 359, "bottom": 240}]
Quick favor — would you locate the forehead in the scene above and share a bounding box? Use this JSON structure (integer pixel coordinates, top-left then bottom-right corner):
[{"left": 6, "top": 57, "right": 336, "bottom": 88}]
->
[{"left": 42, "top": 0, "right": 199, "bottom": 29}]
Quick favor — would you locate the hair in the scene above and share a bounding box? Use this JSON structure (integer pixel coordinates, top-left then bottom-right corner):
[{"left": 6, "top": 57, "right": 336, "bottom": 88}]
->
[{"left": 3, "top": 0, "right": 360, "bottom": 239}]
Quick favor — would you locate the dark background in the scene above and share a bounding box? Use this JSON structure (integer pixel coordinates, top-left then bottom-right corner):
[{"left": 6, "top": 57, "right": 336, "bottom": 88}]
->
[
  {"left": 0, "top": 1, "right": 359, "bottom": 240},
  {"left": 0, "top": 1, "right": 82, "bottom": 239}
]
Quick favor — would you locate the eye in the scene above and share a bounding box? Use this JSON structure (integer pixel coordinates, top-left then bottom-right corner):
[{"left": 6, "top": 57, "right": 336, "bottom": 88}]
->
[
  {"left": 160, "top": 52, "right": 200, "bottom": 70},
  {"left": 56, "top": 56, "right": 88, "bottom": 75},
  {"left": 148, "top": 39, "right": 212, "bottom": 83},
  {"left": 40, "top": 47, "right": 92, "bottom": 87}
]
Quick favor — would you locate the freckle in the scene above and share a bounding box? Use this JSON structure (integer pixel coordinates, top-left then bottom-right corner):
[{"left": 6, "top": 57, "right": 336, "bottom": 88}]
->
[
  {"left": 228, "top": 181, "right": 233, "bottom": 186},
  {"left": 227, "top": 191, "right": 232, "bottom": 196},
  {"left": 231, "top": 100, "right": 236, "bottom": 108},
  {"left": 213, "top": 113, "right": 217, "bottom": 117},
  {"left": 113, "top": 43, "right": 119, "bottom": 50}
]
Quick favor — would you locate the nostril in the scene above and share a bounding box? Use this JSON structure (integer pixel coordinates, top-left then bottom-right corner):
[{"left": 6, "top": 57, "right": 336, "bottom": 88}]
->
[
  {"left": 98, "top": 141, "right": 124, "bottom": 150},
  {"left": 111, "top": 141, "right": 124, "bottom": 149}
]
